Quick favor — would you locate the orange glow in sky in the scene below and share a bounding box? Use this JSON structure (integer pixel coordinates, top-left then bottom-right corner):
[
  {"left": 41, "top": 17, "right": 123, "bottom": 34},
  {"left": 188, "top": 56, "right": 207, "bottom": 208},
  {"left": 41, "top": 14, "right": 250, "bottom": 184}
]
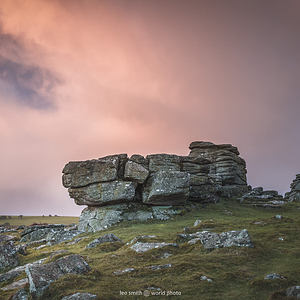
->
[{"left": 0, "top": 0, "right": 299, "bottom": 215}]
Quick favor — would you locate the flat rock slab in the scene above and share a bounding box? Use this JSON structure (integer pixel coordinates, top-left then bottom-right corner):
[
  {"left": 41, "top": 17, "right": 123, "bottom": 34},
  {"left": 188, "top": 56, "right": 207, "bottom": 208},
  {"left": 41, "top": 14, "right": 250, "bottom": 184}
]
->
[
  {"left": 69, "top": 181, "right": 137, "bottom": 206},
  {"left": 179, "top": 229, "right": 253, "bottom": 249},
  {"left": 130, "top": 242, "right": 178, "bottom": 253},
  {"left": 61, "top": 293, "right": 97, "bottom": 300},
  {"left": 26, "top": 254, "right": 90, "bottom": 298},
  {"left": 62, "top": 154, "right": 127, "bottom": 188}
]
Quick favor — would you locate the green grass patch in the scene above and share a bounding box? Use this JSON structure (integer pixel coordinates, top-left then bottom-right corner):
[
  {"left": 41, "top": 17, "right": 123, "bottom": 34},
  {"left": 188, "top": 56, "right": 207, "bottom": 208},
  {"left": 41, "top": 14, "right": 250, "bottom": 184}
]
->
[{"left": 1, "top": 200, "right": 300, "bottom": 299}]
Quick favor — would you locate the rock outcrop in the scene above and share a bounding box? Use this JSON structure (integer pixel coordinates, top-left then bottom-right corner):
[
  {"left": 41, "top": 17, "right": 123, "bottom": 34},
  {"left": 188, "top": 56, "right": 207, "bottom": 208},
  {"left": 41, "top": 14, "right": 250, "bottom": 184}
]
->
[
  {"left": 285, "top": 174, "right": 300, "bottom": 202},
  {"left": 240, "top": 187, "right": 286, "bottom": 208},
  {"left": 63, "top": 141, "right": 249, "bottom": 232}
]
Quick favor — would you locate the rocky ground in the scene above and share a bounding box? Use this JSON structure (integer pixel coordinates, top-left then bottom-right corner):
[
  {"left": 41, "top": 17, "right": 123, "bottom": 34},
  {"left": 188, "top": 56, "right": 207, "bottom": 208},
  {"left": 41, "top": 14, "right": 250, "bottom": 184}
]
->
[{"left": 0, "top": 200, "right": 300, "bottom": 300}]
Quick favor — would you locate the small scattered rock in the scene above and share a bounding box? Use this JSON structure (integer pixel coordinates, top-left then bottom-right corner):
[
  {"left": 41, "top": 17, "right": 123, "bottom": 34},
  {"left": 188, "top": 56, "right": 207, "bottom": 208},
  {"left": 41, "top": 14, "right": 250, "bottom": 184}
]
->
[
  {"left": 278, "top": 237, "right": 284, "bottom": 241},
  {"left": 179, "top": 229, "right": 253, "bottom": 249},
  {"left": 113, "top": 268, "right": 135, "bottom": 275},
  {"left": 275, "top": 215, "right": 283, "bottom": 220},
  {"left": 20, "top": 224, "right": 82, "bottom": 245},
  {"left": 147, "top": 287, "right": 162, "bottom": 291},
  {"left": 67, "top": 237, "right": 86, "bottom": 245},
  {"left": 49, "top": 249, "right": 69, "bottom": 259},
  {"left": 147, "top": 264, "right": 172, "bottom": 270},
  {"left": 130, "top": 242, "right": 178, "bottom": 253},
  {"left": 86, "top": 233, "right": 121, "bottom": 249},
  {"left": 61, "top": 292, "right": 97, "bottom": 300},
  {"left": 193, "top": 219, "right": 202, "bottom": 227},
  {"left": 264, "top": 273, "right": 285, "bottom": 280},
  {"left": 160, "top": 252, "right": 172, "bottom": 259},
  {"left": 253, "top": 221, "right": 266, "bottom": 226},
  {"left": 126, "top": 235, "right": 157, "bottom": 246},
  {"left": 200, "top": 275, "right": 213, "bottom": 282}
]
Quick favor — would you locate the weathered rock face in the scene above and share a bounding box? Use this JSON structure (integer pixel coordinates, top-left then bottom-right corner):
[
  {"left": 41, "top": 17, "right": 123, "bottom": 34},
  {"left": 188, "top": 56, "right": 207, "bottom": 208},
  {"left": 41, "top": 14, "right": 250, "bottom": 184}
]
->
[
  {"left": 240, "top": 187, "right": 286, "bottom": 208},
  {"left": 285, "top": 174, "right": 300, "bottom": 202},
  {"left": 62, "top": 154, "right": 127, "bottom": 188},
  {"left": 63, "top": 141, "right": 248, "bottom": 232},
  {"left": 69, "top": 181, "right": 137, "bottom": 206},
  {"left": 143, "top": 171, "right": 190, "bottom": 205},
  {"left": 78, "top": 204, "right": 183, "bottom": 232},
  {"left": 188, "top": 141, "right": 249, "bottom": 198},
  {"left": 0, "top": 241, "right": 19, "bottom": 271},
  {"left": 26, "top": 254, "right": 90, "bottom": 298},
  {"left": 124, "top": 160, "right": 149, "bottom": 184}
]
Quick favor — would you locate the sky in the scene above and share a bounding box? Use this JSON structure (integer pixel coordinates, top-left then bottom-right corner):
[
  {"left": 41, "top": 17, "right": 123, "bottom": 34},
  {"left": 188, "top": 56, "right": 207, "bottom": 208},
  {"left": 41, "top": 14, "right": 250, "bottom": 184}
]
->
[{"left": 0, "top": 0, "right": 299, "bottom": 216}]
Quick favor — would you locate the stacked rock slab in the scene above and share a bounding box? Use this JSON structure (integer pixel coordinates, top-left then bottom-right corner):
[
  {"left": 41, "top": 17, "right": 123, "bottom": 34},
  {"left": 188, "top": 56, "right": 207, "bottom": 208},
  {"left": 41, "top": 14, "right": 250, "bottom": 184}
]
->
[
  {"left": 285, "top": 174, "right": 300, "bottom": 202},
  {"left": 62, "top": 141, "right": 249, "bottom": 232},
  {"left": 240, "top": 187, "right": 286, "bottom": 208},
  {"left": 188, "top": 142, "right": 249, "bottom": 201}
]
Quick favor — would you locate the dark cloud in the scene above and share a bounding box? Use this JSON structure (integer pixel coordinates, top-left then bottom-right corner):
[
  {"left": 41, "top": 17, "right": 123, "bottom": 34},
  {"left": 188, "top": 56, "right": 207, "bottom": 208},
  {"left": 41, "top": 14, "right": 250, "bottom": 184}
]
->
[{"left": 0, "top": 24, "right": 61, "bottom": 109}]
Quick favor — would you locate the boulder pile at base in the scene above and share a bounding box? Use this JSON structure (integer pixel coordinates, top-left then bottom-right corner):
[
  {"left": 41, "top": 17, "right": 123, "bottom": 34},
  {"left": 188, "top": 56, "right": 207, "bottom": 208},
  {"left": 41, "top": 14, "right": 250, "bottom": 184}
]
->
[
  {"left": 285, "top": 174, "right": 300, "bottom": 202},
  {"left": 62, "top": 141, "right": 249, "bottom": 232}
]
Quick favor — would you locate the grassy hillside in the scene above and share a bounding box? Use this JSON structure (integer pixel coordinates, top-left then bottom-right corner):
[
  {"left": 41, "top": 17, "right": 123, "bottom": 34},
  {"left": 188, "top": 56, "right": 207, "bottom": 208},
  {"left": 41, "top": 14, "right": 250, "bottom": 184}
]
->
[
  {"left": 0, "top": 216, "right": 78, "bottom": 226},
  {"left": 1, "top": 200, "right": 300, "bottom": 299}
]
